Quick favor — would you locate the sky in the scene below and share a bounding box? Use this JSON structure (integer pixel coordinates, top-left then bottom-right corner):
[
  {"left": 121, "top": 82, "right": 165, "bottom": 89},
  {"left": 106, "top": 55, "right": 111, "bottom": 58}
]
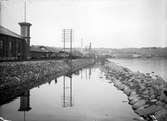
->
[{"left": 1, "top": 0, "right": 167, "bottom": 48}]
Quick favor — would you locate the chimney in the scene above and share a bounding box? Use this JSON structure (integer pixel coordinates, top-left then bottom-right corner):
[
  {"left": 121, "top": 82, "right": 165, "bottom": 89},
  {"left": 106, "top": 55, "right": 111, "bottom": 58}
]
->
[{"left": 19, "top": 22, "right": 31, "bottom": 59}]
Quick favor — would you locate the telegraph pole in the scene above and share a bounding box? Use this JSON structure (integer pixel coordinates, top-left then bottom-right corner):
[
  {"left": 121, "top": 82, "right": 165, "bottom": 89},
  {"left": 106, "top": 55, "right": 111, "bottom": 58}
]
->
[
  {"left": 0, "top": 0, "right": 8, "bottom": 25},
  {"left": 19, "top": 0, "right": 32, "bottom": 60},
  {"left": 24, "top": 0, "right": 27, "bottom": 22},
  {"left": 89, "top": 42, "right": 92, "bottom": 58},
  {"left": 81, "top": 38, "right": 83, "bottom": 52},
  {"left": 0, "top": 1, "right": 2, "bottom": 25},
  {"left": 70, "top": 29, "right": 72, "bottom": 59},
  {"left": 63, "top": 29, "right": 73, "bottom": 59},
  {"left": 63, "top": 29, "right": 65, "bottom": 53}
]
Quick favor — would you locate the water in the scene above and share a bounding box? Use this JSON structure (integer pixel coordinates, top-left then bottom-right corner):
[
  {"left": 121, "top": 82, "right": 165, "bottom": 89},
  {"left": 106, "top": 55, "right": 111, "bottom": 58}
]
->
[
  {"left": 109, "top": 58, "right": 167, "bottom": 81},
  {"left": 0, "top": 65, "right": 139, "bottom": 121}
]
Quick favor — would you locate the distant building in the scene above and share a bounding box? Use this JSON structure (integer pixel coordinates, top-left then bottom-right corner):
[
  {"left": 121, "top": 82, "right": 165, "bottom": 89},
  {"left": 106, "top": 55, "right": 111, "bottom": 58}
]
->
[
  {"left": 0, "top": 25, "right": 26, "bottom": 61},
  {"left": 30, "top": 45, "right": 60, "bottom": 59},
  {"left": 30, "top": 45, "right": 51, "bottom": 59}
]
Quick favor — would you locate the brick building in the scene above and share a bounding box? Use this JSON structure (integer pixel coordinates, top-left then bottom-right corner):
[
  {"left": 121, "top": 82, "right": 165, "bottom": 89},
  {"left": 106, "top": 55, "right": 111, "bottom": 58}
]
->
[{"left": 0, "top": 25, "right": 26, "bottom": 61}]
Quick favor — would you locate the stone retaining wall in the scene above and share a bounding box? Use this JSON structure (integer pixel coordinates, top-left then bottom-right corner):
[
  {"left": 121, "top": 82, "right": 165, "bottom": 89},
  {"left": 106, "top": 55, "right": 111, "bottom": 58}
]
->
[
  {"left": 0, "top": 59, "right": 94, "bottom": 89},
  {"left": 0, "top": 59, "right": 95, "bottom": 105},
  {"left": 102, "top": 61, "right": 167, "bottom": 121}
]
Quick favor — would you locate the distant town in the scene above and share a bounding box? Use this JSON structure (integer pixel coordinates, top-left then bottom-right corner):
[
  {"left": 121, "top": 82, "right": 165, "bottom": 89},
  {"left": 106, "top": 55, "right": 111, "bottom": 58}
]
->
[
  {"left": 94, "top": 47, "right": 167, "bottom": 58},
  {"left": 30, "top": 46, "right": 167, "bottom": 59}
]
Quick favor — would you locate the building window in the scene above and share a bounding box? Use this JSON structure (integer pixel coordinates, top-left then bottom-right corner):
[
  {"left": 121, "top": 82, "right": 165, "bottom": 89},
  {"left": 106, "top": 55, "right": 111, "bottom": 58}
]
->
[
  {"left": 0, "top": 40, "right": 3, "bottom": 49},
  {"left": 9, "top": 41, "right": 12, "bottom": 50},
  {"left": 0, "top": 40, "right": 3, "bottom": 57},
  {"left": 8, "top": 41, "right": 12, "bottom": 57}
]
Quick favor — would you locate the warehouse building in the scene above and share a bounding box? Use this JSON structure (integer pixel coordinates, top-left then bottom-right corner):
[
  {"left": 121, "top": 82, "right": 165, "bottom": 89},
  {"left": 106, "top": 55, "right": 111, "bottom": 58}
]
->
[
  {"left": 0, "top": 25, "right": 26, "bottom": 61},
  {"left": 0, "top": 22, "right": 31, "bottom": 61}
]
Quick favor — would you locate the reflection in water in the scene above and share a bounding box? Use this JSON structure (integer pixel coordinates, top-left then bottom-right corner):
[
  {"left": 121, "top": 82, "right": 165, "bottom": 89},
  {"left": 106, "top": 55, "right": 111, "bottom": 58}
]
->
[
  {"left": 63, "top": 76, "right": 73, "bottom": 107},
  {"left": 48, "top": 80, "right": 52, "bottom": 85},
  {"left": 62, "top": 65, "right": 92, "bottom": 108},
  {"left": 0, "top": 62, "right": 141, "bottom": 121},
  {"left": 63, "top": 58, "right": 73, "bottom": 108},
  {"left": 85, "top": 66, "right": 92, "bottom": 80},
  {"left": 81, "top": 69, "right": 83, "bottom": 79},
  {"left": 3, "top": 59, "right": 157, "bottom": 121},
  {"left": 89, "top": 66, "right": 92, "bottom": 80},
  {"left": 85, "top": 68, "right": 87, "bottom": 80},
  {"left": 18, "top": 90, "right": 31, "bottom": 121},
  {"left": 55, "top": 78, "right": 57, "bottom": 84}
]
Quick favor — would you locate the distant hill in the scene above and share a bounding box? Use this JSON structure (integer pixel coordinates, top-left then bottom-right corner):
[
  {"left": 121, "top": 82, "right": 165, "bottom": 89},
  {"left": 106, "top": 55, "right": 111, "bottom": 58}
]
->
[{"left": 94, "top": 47, "right": 167, "bottom": 58}]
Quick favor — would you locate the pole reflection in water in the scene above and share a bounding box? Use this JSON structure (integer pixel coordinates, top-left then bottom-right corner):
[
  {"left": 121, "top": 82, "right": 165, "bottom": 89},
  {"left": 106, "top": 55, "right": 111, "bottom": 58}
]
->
[
  {"left": 48, "top": 80, "right": 52, "bottom": 85},
  {"left": 62, "top": 56, "right": 73, "bottom": 108},
  {"left": 18, "top": 90, "right": 31, "bottom": 121},
  {"left": 70, "top": 76, "right": 72, "bottom": 107},
  {"left": 62, "top": 75, "right": 73, "bottom": 107},
  {"left": 89, "top": 66, "right": 92, "bottom": 80},
  {"left": 81, "top": 69, "right": 83, "bottom": 80},
  {"left": 0, "top": 61, "right": 145, "bottom": 121},
  {"left": 85, "top": 67, "right": 87, "bottom": 80},
  {"left": 55, "top": 78, "right": 57, "bottom": 84}
]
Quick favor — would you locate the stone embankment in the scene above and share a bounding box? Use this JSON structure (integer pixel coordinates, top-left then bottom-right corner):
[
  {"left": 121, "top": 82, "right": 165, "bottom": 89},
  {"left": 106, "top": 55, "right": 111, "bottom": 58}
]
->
[
  {"left": 102, "top": 61, "right": 167, "bottom": 121},
  {"left": 0, "top": 59, "right": 94, "bottom": 89},
  {"left": 0, "top": 59, "right": 94, "bottom": 104}
]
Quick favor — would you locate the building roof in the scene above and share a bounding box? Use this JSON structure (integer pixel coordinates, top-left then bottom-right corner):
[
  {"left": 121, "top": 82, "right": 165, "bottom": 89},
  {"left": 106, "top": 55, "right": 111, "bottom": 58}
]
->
[
  {"left": 30, "top": 46, "right": 48, "bottom": 52},
  {"left": 30, "top": 45, "right": 61, "bottom": 53},
  {"left": 30, "top": 45, "right": 83, "bottom": 57},
  {"left": 0, "top": 25, "right": 23, "bottom": 39}
]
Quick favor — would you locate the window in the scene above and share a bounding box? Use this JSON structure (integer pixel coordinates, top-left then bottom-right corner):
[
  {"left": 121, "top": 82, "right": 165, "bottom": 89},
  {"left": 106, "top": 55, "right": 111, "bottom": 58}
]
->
[
  {"left": 9, "top": 41, "right": 12, "bottom": 50},
  {"left": 0, "top": 40, "right": 3, "bottom": 49},
  {"left": 0, "top": 40, "right": 3, "bottom": 57},
  {"left": 8, "top": 41, "right": 12, "bottom": 57}
]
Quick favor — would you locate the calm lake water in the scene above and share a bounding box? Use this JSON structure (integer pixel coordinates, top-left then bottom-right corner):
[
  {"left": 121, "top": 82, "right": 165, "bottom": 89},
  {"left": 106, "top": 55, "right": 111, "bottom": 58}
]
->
[
  {"left": 109, "top": 58, "right": 167, "bottom": 81},
  {"left": 0, "top": 65, "right": 139, "bottom": 121}
]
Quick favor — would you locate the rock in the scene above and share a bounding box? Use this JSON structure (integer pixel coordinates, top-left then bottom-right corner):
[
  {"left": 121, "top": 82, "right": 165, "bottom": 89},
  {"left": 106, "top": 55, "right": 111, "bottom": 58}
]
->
[
  {"left": 101, "top": 61, "right": 167, "bottom": 120},
  {"left": 135, "top": 105, "right": 163, "bottom": 116},
  {"left": 129, "top": 96, "right": 141, "bottom": 105},
  {"left": 132, "top": 99, "right": 146, "bottom": 110},
  {"left": 13, "top": 76, "right": 21, "bottom": 82},
  {"left": 134, "top": 104, "right": 150, "bottom": 112},
  {"left": 113, "top": 80, "right": 122, "bottom": 89},
  {"left": 160, "top": 89, "right": 167, "bottom": 103},
  {"left": 133, "top": 117, "right": 147, "bottom": 121},
  {"left": 119, "top": 84, "right": 126, "bottom": 90},
  {"left": 128, "top": 91, "right": 137, "bottom": 101},
  {"left": 150, "top": 99, "right": 158, "bottom": 103},
  {"left": 123, "top": 86, "right": 131, "bottom": 96},
  {"left": 0, "top": 117, "right": 11, "bottom": 121},
  {"left": 164, "top": 104, "right": 167, "bottom": 109},
  {"left": 156, "top": 101, "right": 166, "bottom": 107},
  {"left": 154, "top": 109, "right": 167, "bottom": 121}
]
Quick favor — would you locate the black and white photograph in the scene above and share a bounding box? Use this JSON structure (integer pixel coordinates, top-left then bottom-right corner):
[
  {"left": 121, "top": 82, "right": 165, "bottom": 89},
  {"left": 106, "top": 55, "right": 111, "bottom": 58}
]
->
[{"left": 0, "top": 0, "right": 167, "bottom": 121}]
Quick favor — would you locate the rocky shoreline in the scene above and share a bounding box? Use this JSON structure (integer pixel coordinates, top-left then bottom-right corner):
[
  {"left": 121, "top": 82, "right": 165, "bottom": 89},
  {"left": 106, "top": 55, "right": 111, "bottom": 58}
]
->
[
  {"left": 0, "top": 59, "right": 95, "bottom": 105},
  {"left": 102, "top": 60, "right": 167, "bottom": 121}
]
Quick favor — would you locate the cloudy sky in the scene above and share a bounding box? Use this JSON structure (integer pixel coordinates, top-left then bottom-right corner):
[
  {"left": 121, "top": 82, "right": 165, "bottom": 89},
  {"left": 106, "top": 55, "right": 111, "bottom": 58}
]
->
[{"left": 1, "top": 0, "right": 167, "bottom": 48}]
